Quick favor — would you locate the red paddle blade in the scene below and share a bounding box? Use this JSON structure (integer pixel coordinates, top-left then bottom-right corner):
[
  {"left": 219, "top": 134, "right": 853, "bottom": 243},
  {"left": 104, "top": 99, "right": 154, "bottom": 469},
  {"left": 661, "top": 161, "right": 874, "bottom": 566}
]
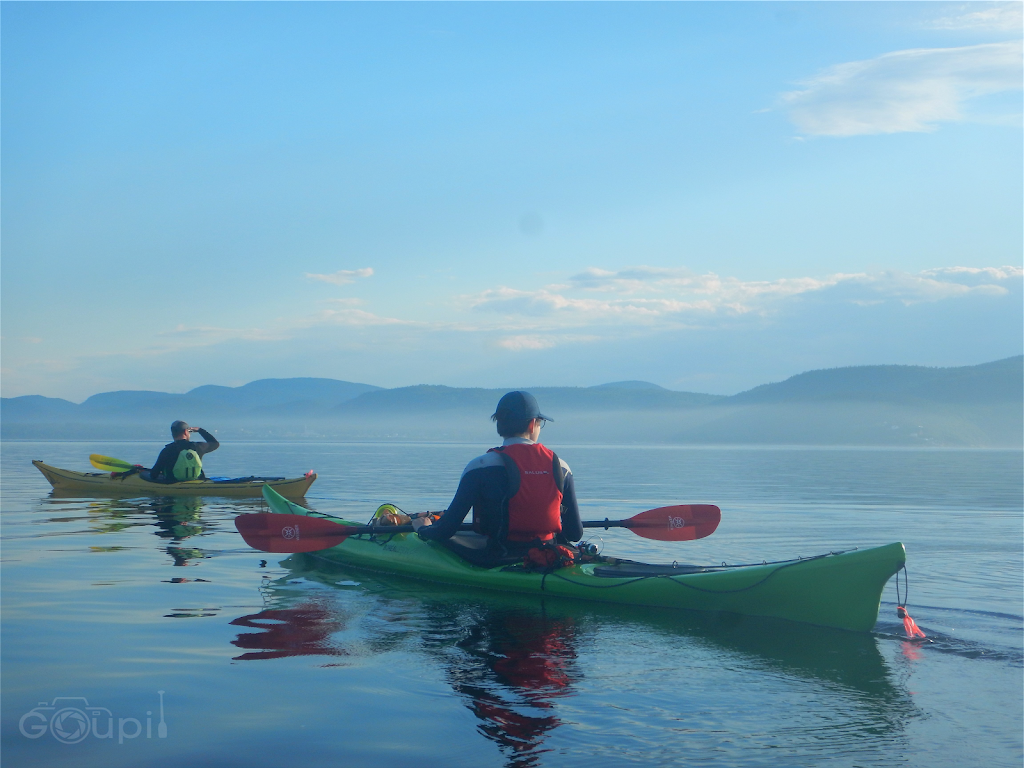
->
[
  {"left": 235, "top": 513, "right": 350, "bottom": 553},
  {"left": 624, "top": 504, "right": 721, "bottom": 541}
]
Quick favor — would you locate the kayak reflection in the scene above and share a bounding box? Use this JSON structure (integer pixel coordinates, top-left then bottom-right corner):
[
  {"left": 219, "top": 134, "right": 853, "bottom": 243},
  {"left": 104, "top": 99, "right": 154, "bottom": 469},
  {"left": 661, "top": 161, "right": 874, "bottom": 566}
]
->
[{"left": 240, "top": 553, "right": 917, "bottom": 767}]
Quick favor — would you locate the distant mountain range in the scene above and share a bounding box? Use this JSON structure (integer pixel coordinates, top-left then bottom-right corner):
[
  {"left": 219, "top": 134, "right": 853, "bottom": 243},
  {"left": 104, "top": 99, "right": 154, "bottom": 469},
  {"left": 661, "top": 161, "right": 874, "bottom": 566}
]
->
[{"left": 2, "top": 356, "right": 1021, "bottom": 446}]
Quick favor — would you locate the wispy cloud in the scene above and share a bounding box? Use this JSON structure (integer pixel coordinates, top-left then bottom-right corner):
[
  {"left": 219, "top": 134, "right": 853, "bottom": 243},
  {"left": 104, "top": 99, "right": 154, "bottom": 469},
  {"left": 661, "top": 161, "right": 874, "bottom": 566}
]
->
[
  {"left": 5, "top": 265, "right": 1019, "bottom": 399},
  {"left": 304, "top": 267, "right": 374, "bottom": 285},
  {"left": 156, "top": 324, "right": 293, "bottom": 347},
  {"left": 145, "top": 305, "right": 412, "bottom": 354},
  {"left": 495, "top": 335, "right": 559, "bottom": 351},
  {"left": 466, "top": 266, "right": 1022, "bottom": 332},
  {"left": 494, "top": 333, "right": 601, "bottom": 352},
  {"left": 303, "top": 308, "right": 415, "bottom": 327},
  {"left": 925, "top": 4, "right": 1024, "bottom": 31},
  {"left": 782, "top": 41, "right": 1023, "bottom": 136},
  {"left": 324, "top": 298, "right": 366, "bottom": 307}
]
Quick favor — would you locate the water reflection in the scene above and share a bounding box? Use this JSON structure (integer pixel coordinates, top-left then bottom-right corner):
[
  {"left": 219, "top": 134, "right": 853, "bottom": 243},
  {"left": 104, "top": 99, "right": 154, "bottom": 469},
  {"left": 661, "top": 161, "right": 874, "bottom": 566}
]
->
[
  {"left": 229, "top": 599, "right": 350, "bottom": 661},
  {"left": 40, "top": 491, "right": 265, "bottom": 566},
  {"left": 234, "top": 555, "right": 918, "bottom": 767},
  {"left": 433, "top": 607, "right": 579, "bottom": 767}
]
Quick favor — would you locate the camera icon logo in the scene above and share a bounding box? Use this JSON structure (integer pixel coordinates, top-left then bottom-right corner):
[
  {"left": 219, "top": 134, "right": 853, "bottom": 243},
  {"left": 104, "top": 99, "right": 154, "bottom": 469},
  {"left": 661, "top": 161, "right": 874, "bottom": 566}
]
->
[{"left": 19, "top": 697, "right": 113, "bottom": 744}]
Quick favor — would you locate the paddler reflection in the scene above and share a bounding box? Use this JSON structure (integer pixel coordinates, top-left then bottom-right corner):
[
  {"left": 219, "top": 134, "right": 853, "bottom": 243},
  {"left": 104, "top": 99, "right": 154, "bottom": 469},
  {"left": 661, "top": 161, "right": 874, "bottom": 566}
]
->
[
  {"left": 58, "top": 494, "right": 217, "bottom": 567},
  {"left": 150, "top": 497, "right": 207, "bottom": 567},
  {"left": 437, "top": 608, "right": 579, "bottom": 766}
]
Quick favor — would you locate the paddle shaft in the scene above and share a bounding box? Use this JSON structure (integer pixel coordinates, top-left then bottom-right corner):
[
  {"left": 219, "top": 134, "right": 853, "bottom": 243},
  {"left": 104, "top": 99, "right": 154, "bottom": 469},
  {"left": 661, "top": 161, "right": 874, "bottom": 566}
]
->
[{"left": 312, "top": 518, "right": 696, "bottom": 536}]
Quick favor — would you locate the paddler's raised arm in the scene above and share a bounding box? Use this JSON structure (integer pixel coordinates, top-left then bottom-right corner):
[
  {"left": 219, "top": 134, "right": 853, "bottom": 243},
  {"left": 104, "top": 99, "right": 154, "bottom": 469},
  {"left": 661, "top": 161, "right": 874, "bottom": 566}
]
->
[{"left": 190, "top": 427, "right": 220, "bottom": 454}]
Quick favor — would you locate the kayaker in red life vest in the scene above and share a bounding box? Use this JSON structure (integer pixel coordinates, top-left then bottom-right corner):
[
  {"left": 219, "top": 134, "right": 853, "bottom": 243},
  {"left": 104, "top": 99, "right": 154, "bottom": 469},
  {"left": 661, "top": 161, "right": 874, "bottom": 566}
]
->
[
  {"left": 412, "top": 392, "right": 583, "bottom": 565},
  {"left": 147, "top": 420, "right": 220, "bottom": 483}
]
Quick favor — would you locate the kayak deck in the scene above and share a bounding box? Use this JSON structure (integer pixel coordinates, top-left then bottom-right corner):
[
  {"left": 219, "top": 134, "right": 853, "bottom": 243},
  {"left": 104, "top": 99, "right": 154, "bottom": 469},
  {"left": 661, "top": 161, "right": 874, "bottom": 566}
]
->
[
  {"left": 259, "top": 488, "right": 905, "bottom": 632},
  {"left": 33, "top": 460, "right": 316, "bottom": 499}
]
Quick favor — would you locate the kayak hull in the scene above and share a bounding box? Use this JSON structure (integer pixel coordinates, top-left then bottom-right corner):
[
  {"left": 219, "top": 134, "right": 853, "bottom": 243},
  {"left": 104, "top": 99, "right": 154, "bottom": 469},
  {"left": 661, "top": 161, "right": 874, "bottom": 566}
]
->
[
  {"left": 260, "top": 489, "right": 905, "bottom": 632},
  {"left": 33, "top": 460, "right": 316, "bottom": 499}
]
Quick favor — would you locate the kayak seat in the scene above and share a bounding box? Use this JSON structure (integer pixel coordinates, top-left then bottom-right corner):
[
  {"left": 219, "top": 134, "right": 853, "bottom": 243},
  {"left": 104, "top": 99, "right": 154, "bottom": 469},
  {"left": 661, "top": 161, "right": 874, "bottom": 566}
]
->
[
  {"left": 443, "top": 533, "right": 527, "bottom": 568},
  {"left": 593, "top": 563, "right": 708, "bottom": 578}
]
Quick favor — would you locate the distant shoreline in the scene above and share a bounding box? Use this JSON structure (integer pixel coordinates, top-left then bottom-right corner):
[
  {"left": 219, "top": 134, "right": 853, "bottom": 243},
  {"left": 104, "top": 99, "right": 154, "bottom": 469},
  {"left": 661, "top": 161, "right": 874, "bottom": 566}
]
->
[{"left": 4, "top": 356, "right": 1020, "bottom": 447}]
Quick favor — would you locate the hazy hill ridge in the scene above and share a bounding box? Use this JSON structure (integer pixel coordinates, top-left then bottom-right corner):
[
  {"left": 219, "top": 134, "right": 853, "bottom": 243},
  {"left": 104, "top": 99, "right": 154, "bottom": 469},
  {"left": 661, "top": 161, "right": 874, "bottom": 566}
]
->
[
  {"left": 730, "top": 356, "right": 1022, "bottom": 404},
  {"left": 3, "top": 356, "right": 1020, "bottom": 446}
]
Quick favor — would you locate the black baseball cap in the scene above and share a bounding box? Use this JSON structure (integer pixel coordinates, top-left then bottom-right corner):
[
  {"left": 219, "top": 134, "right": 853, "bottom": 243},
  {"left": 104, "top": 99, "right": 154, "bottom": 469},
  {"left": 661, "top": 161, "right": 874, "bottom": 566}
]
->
[{"left": 492, "top": 391, "right": 553, "bottom": 423}]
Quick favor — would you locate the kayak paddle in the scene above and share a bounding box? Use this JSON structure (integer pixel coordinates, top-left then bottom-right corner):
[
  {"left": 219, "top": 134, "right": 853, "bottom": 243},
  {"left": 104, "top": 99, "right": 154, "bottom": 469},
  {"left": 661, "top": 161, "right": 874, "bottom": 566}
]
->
[
  {"left": 235, "top": 504, "right": 721, "bottom": 554},
  {"left": 90, "top": 454, "right": 136, "bottom": 472}
]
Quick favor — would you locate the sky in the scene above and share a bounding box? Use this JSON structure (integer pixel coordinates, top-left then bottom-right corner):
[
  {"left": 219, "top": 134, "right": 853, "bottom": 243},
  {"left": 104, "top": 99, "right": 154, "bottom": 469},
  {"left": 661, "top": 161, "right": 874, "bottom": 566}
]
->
[{"left": 1, "top": 1, "right": 1021, "bottom": 401}]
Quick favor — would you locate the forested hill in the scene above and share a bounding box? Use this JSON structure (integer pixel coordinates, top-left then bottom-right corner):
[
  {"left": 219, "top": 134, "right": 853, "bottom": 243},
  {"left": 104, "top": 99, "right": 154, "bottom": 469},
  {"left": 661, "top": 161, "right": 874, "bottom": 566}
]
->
[{"left": 3, "top": 357, "right": 1020, "bottom": 446}]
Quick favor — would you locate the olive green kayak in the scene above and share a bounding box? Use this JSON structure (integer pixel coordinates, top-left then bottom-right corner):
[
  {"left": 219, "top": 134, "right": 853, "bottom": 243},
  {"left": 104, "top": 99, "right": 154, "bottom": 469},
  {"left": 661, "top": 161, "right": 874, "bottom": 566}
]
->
[
  {"left": 33, "top": 460, "right": 316, "bottom": 499},
  {"left": 260, "top": 487, "right": 906, "bottom": 632}
]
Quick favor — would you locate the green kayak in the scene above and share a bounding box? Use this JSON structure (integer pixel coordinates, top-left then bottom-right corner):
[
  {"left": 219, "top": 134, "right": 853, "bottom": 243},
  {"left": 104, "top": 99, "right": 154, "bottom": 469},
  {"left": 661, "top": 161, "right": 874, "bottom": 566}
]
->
[{"left": 257, "top": 487, "right": 906, "bottom": 632}]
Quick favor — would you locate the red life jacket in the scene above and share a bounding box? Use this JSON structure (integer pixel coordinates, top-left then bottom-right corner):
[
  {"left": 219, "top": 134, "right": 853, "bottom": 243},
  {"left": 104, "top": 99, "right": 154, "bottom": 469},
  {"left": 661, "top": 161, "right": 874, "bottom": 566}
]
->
[{"left": 487, "top": 443, "right": 564, "bottom": 542}]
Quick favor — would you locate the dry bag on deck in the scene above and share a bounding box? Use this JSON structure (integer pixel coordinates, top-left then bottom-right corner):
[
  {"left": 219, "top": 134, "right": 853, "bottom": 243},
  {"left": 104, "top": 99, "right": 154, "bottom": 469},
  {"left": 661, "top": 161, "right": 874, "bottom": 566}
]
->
[{"left": 172, "top": 449, "right": 203, "bottom": 481}]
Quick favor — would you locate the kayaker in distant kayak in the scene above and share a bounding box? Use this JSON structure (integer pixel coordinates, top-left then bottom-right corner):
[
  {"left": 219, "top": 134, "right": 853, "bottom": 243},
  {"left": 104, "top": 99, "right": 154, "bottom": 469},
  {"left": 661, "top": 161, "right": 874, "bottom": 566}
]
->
[
  {"left": 147, "top": 421, "right": 220, "bottom": 483},
  {"left": 413, "top": 391, "right": 583, "bottom": 565}
]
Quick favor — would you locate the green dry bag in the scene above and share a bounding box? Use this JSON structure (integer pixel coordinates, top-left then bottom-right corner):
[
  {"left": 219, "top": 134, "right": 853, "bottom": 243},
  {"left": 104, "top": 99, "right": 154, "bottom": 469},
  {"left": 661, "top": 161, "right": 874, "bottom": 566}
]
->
[{"left": 172, "top": 448, "right": 203, "bottom": 481}]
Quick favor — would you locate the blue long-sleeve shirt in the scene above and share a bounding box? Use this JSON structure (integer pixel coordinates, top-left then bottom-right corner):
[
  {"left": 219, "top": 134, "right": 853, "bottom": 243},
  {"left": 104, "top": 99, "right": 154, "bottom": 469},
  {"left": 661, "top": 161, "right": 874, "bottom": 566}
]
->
[{"left": 418, "top": 438, "right": 583, "bottom": 543}]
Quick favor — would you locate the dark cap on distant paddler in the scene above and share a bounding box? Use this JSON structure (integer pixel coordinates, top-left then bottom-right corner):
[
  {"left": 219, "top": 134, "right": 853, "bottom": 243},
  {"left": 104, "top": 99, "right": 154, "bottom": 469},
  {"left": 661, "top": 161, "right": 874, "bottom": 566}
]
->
[{"left": 492, "top": 391, "right": 553, "bottom": 423}]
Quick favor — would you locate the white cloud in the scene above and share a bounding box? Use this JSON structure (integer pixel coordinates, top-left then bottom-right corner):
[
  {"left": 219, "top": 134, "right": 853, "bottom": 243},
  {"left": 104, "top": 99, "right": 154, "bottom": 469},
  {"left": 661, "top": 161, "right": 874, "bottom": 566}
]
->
[
  {"left": 782, "top": 41, "right": 1023, "bottom": 136},
  {"left": 154, "top": 324, "right": 293, "bottom": 349},
  {"left": 325, "top": 297, "right": 367, "bottom": 306},
  {"left": 566, "top": 267, "right": 843, "bottom": 304},
  {"left": 853, "top": 270, "right": 1011, "bottom": 304},
  {"left": 921, "top": 265, "right": 1024, "bottom": 283},
  {"left": 304, "top": 308, "right": 414, "bottom": 327},
  {"left": 496, "top": 335, "right": 559, "bottom": 352},
  {"left": 465, "top": 266, "right": 1021, "bottom": 331},
  {"left": 305, "top": 267, "right": 374, "bottom": 285},
  {"left": 494, "top": 333, "right": 602, "bottom": 352},
  {"left": 470, "top": 286, "right": 712, "bottom": 324},
  {"left": 926, "top": 4, "right": 1024, "bottom": 31}
]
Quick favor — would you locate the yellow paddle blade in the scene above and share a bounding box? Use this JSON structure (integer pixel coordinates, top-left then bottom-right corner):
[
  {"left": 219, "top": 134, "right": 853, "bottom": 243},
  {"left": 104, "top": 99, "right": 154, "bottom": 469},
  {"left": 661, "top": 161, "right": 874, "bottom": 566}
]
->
[{"left": 89, "top": 454, "right": 134, "bottom": 472}]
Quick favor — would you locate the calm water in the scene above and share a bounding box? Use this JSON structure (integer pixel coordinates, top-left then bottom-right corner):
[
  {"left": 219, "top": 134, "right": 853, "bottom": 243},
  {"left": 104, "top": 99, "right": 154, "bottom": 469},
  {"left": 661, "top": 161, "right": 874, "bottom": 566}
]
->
[{"left": 2, "top": 441, "right": 1021, "bottom": 768}]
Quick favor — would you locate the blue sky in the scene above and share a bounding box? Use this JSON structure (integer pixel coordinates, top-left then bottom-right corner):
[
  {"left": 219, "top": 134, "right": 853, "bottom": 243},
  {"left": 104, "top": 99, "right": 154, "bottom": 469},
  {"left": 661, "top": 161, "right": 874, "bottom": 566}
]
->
[{"left": 2, "top": 2, "right": 1021, "bottom": 400}]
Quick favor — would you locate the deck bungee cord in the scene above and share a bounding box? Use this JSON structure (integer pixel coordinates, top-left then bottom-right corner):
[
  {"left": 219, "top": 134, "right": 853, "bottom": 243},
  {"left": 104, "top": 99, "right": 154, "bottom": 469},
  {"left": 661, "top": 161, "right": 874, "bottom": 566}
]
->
[{"left": 539, "top": 550, "right": 854, "bottom": 594}]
